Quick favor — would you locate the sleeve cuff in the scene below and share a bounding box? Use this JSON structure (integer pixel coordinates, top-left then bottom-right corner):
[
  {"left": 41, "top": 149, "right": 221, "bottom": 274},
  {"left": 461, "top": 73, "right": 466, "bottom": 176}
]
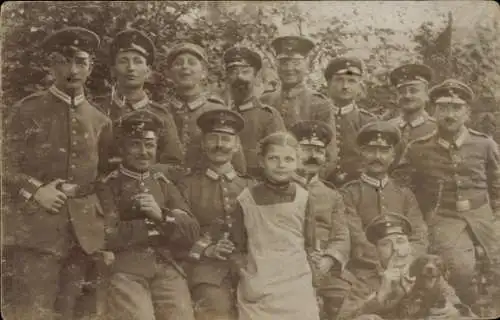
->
[
  {"left": 324, "top": 250, "right": 348, "bottom": 272},
  {"left": 19, "top": 177, "right": 44, "bottom": 201},
  {"left": 188, "top": 236, "right": 212, "bottom": 260}
]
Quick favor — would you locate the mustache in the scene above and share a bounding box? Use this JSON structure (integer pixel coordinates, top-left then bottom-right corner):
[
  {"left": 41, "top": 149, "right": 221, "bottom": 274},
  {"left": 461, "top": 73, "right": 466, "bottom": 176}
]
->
[
  {"left": 304, "top": 158, "right": 321, "bottom": 165},
  {"left": 368, "top": 160, "right": 385, "bottom": 166},
  {"left": 231, "top": 79, "right": 250, "bottom": 90},
  {"left": 207, "top": 146, "right": 233, "bottom": 154}
]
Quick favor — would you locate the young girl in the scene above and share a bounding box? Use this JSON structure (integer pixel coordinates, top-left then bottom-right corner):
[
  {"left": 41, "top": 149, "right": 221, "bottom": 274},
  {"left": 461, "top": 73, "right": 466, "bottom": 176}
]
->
[{"left": 231, "top": 131, "right": 320, "bottom": 320}]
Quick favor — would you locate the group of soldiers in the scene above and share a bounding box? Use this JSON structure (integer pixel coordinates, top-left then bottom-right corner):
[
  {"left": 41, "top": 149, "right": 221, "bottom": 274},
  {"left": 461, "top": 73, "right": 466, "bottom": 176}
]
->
[{"left": 2, "top": 24, "right": 500, "bottom": 320}]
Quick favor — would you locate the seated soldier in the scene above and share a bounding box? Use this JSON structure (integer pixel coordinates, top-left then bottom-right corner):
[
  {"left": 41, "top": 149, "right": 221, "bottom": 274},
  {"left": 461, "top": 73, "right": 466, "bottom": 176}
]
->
[
  {"left": 97, "top": 110, "right": 198, "bottom": 320},
  {"left": 337, "top": 214, "right": 473, "bottom": 320}
]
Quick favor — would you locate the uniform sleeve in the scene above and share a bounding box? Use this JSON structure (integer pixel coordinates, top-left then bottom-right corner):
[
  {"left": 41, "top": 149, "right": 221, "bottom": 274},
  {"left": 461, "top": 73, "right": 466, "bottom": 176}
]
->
[
  {"left": 486, "top": 139, "right": 500, "bottom": 215},
  {"left": 403, "top": 187, "right": 428, "bottom": 256},
  {"left": 3, "top": 103, "right": 44, "bottom": 200},
  {"left": 265, "top": 107, "right": 286, "bottom": 135},
  {"left": 341, "top": 187, "right": 379, "bottom": 266},
  {"left": 157, "top": 107, "right": 184, "bottom": 164},
  {"left": 313, "top": 100, "right": 338, "bottom": 180},
  {"left": 390, "top": 143, "right": 416, "bottom": 189},
  {"left": 98, "top": 119, "right": 114, "bottom": 176},
  {"left": 230, "top": 202, "right": 248, "bottom": 254},
  {"left": 324, "top": 191, "right": 350, "bottom": 269},
  {"left": 164, "top": 181, "right": 191, "bottom": 213}
]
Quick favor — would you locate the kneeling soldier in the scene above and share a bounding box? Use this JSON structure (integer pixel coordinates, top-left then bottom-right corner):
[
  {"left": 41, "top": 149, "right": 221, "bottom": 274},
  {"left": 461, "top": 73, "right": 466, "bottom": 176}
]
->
[
  {"left": 98, "top": 110, "right": 198, "bottom": 320},
  {"left": 179, "top": 109, "right": 254, "bottom": 320},
  {"left": 290, "top": 120, "right": 350, "bottom": 320}
]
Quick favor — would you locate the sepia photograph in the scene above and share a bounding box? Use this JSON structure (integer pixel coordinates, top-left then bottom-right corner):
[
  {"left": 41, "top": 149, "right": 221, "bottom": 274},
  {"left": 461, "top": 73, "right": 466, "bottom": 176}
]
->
[{"left": 1, "top": 1, "right": 499, "bottom": 319}]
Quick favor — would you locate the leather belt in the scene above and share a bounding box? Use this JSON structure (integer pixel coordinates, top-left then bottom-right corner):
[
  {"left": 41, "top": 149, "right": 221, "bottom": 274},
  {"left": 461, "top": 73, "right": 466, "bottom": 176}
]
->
[{"left": 440, "top": 193, "right": 488, "bottom": 212}]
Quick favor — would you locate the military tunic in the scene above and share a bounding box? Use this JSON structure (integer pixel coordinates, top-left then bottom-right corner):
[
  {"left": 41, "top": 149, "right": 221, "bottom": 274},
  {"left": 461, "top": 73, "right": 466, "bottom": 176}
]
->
[
  {"left": 389, "top": 111, "right": 436, "bottom": 167},
  {"left": 178, "top": 166, "right": 253, "bottom": 319},
  {"left": 330, "top": 103, "right": 377, "bottom": 186},
  {"left": 165, "top": 93, "right": 246, "bottom": 177},
  {"left": 295, "top": 175, "right": 351, "bottom": 319},
  {"left": 98, "top": 166, "right": 197, "bottom": 320},
  {"left": 395, "top": 128, "right": 500, "bottom": 306},
  {"left": 94, "top": 92, "right": 183, "bottom": 169},
  {"left": 234, "top": 97, "right": 285, "bottom": 177},
  {"left": 3, "top": 86, "right": 113, "bottom": 319},
  {"left": 260, "top": 84, "right": 338, "bottom": 178},
  {"left": 342, "top": 173, "right": 428, "bottom": 270}
]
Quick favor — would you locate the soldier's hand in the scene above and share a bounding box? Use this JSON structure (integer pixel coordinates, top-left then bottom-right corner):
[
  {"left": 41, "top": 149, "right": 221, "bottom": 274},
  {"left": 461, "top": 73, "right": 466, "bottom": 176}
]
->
[
  {"left": 132, "top": 193, "right": 162, "bottom": 221},
  {"left": 377, "top": 255, "right": 405, "bottom": 305},
  {"left": 33, "top": 179, "right": 68, "bottom": 213},
  {"left": 204, "top": 238, "right": 235, "bottom": 260},
  {"left": 316, "top": 256, "right": 336, "bottom": 275}
]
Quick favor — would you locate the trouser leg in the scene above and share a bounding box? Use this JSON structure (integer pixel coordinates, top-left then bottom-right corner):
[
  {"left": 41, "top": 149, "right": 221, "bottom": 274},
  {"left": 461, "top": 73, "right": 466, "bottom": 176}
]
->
[
  {"left": 3, "top": 247, "right": 61, "bottom": 320},
  {"left": 150, "top": 263, "right": 195, "bottom": 320},
  {"left": 191, "top": 279, "right": 236, "bottom": 320}
]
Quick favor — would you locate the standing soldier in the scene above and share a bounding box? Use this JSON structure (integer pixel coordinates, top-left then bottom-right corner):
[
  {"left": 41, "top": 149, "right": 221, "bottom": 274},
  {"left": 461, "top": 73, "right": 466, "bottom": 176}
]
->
[
  {"left": 94, "top": 28, "right": 183, "bottom": 173},
  {"left": 343, "top": 121, "right": 428, "bottom": 281},
  {"left": 3, "top": 27, "right": 112, "bottom": 319},
  {"left": 324, "top": 56, "right": 377, "bottom": 187},
  {"left": 261, "top": 36, "right": 337, "bottom": 179},
  {"left": 164, "top": 42, "right": 246, "bottom": 179},
  {"left": 223, "top": 46, "right": 285, "bottom": 178},
  {"left": 179, "top": 109, "right": 253, "bottom": 320},
  {"left": 395, "top": 79, "right": 500, "bottom": 311},
  {"left": 290, "top": 121, "right": 350, "bottom": 320},
  {"left": 388, "top": 63, "right": 436, "bottom": 165},
  {"left": 99, "top": 110, "right": 198, "bottom": 320}
]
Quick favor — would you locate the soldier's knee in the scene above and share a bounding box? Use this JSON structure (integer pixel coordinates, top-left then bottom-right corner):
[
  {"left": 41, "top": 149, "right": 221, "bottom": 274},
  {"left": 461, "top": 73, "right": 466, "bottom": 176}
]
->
[{"left": 192, "top": 284, "right": 235, "bottom": 318}]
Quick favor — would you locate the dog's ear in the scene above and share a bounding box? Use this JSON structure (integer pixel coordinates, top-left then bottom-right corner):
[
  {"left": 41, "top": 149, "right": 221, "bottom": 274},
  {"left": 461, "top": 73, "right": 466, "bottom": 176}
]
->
[
  {"left": 432, "top": 254, "right": 449, "bottom": 280},
  {"left": 409, "top": 255, "right": 426, "bottom": 278}
]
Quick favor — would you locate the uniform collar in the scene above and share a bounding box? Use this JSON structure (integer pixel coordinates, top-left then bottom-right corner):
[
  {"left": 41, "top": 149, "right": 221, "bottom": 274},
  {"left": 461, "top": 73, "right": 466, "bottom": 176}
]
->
[
  {"left": 437, "top": 128, "right": 469, "bottom": 150},
  {"left": 49, "top": 85, "right": 85, "bottom": 107},
  {"left": 112, "top": 88, "right": 150, "bottom": 110},
  {"left": 294, "top": 173, "right": 320, "bottom": 186},
  {"left": 205, "top": 164, "right": 237, "bottom": 181},
  {"left": 332, "top": 102, "right": 356, "bottom": 116},
  {"left": 361, "top": 173, "right": 389, "bottom": 189},
  {"left": 236, "top": 95, "right": 257, "bottom": 111},
  {"left": 283, "top": 82, "right": 306, "bottom": 99},
  {"left": 172, "top": 93, "right": 207, "bottom": 111},
  {"left": 119, "top": 165, "right": 150, "bottom": 181},
  {"left": 396, "top": 111, "right": 429, "bottom": 128}
]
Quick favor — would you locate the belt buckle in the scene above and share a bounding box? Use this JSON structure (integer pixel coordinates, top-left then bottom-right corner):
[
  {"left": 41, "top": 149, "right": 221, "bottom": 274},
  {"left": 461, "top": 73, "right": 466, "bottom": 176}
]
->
[{"left": 456, "top": 199, "right": 471, "bottom": 212}]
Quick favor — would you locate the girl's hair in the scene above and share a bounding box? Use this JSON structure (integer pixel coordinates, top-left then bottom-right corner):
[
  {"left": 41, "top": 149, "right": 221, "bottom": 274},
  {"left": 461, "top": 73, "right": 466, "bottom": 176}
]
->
[{"left": 258, "top": 131, "right": 299, "bottom": 156}]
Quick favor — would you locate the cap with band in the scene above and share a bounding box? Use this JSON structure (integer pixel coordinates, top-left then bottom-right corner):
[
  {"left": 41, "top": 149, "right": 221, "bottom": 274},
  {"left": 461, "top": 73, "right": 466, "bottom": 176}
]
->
[
  {"left": 271, "top": 36, "right": 315, "bottom": 59},
  {"left": 197, "top": 109, "right": 245, "bottom": 135},
  {"left": 166, "top": 42, "right": 207, "bottom": 67},
  {"left": 118, "top": 110, "right": 162, "bottom": 139},
  {"left": 365, "top": 213, "right": 412, "bottom": 244},
  {"left": 357, "top": 120, "right": 401, "bottom": 147},
  {"left": 389, "top": 63, "right": 433, "bottom": 88},
  {"left": 429, "top": 79, "right": 474, "bottom": 105},
  {"left": 290, "top": 120, "right": 333, "bottom": 148},
  {"left": 324, "top": 56, "right": 364, "bottom": 80},
  {"left": 110, "top": 28, "right": 155, "bottom": 65},
  {"left": 223, "top": 46, "right": 262, "bottom": 71},
  {"left": 42, "top": 27, "right": 100, "bottom": 57}
]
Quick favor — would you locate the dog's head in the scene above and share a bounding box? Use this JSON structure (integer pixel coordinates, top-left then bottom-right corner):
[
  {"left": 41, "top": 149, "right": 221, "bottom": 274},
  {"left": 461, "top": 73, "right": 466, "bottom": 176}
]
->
[{"left": 409, "top": 254, "right": 448, "bottom": 290}]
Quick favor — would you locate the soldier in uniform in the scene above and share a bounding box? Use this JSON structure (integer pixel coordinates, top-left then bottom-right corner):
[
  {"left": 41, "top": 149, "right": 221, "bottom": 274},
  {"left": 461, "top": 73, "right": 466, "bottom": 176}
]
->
[
  {"left": 290, "top": 121, "right": 350, "bottom": 320},
  {"left": 178, "top": 109, "right": 253, "bottom": 320},
  {"left": 395, "top": 79, "right": 500, "bottom": 310},
  {"left": 99, "top": 110, "right": 198, "bottom": 320},
  {"left": 324, "top": 56, "right": 377, "bottom": 187},
  {"left": 164, "top": 42, "right": 246, "bottom": 179},
  {"left": 338, "top": 214, "right": 466, "bottom": 320},
  {"left": 94, "top": 28, "right": 183, "bottom": 172},
  {"left": 388, "top": 63, "right": 436, "bottom": 166},
  {"left": 223, "top": 45, "right": 285, "bottom": 178},
  {"left": 3, "top": 27, "right": 112, "bottom": 319},
  {"left": 261, "top": 36, "right": 337, "bottom": 179},
  {"left": 342, "top": 121, "right": 428, "bottom": 281}
]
